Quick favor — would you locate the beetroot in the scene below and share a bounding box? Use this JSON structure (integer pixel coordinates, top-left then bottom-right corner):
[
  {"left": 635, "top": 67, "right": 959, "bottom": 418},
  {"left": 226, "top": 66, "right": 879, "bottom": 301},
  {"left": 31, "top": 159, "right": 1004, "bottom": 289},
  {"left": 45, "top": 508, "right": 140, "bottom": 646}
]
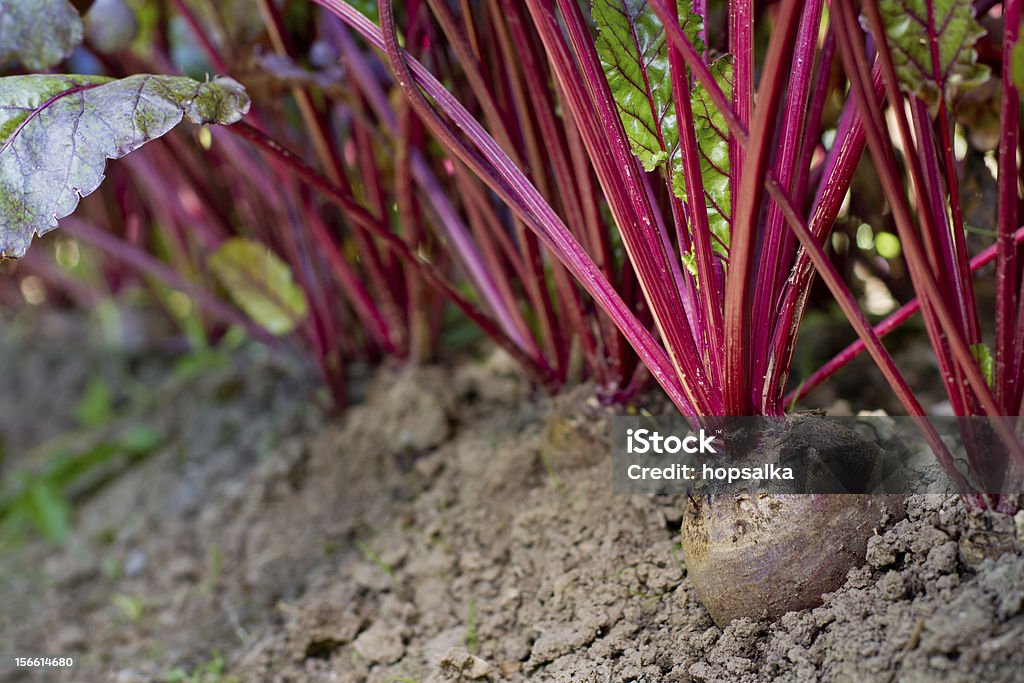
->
[
  {"left": 681, "top": 492, "right": 903, "bottom": 625},
  {"left": 679, "top": 416, "right": 907, "bottom": 625}
]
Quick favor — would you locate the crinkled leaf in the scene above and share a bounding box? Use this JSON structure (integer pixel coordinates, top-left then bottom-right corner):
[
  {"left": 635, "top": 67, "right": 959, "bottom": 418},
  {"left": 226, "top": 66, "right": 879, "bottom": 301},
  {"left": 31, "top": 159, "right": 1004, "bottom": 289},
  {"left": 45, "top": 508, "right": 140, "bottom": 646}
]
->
[
  {"left": 673, "top": 56, "right": 732, "bottom": 256},
  {"left": 870, "top": 0, "right": 990, "bottom": 111},
  {"left": 208, "top": 238, "right": 309, "bottom": 336},
  {"left": 0, "top": 74, "right": 250, "bottom": 258},
  {"left": 592, "top": 1, "right": 730, "bottom": 255},
  {"left": 593, "top": 0, "right": 703, "bottom": 171},
  {"left": 0, "top": 0, "right": 83, "bottom": 70}
]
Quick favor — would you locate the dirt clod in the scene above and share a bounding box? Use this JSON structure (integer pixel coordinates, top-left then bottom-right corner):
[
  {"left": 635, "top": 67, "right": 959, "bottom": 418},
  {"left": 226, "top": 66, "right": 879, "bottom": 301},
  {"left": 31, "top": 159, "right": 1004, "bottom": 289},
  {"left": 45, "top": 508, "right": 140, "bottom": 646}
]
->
[
  {"left": 353, "top": 621, "right": 406, "bottom": 665},
  {"left": 435, "top": 647, "right": 493, "bottom": 680}
]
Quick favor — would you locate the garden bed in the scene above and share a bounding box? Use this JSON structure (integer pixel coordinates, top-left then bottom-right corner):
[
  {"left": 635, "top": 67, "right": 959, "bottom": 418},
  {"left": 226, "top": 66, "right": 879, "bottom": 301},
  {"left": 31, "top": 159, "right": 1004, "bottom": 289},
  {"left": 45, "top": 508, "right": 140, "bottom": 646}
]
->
[{"left": 0, "top": 319, "right": 1021, "bottom": 682}]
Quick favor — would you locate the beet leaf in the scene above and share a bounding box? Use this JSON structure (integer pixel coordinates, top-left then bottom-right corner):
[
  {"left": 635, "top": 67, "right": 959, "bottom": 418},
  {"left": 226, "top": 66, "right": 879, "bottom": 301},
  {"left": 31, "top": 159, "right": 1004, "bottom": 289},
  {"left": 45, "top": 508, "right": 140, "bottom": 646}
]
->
[
  {"left": 208, "top": 238, "right": 309, "bottom": 336},
  {"left": 872, "top": 0, "right": 990, "bottom": 111},
  {"left": 0, "top": 74, "right": 250, "bottom": 258},
  {"left": 593, "top": 0, "right": 702, "bottom": 172}
]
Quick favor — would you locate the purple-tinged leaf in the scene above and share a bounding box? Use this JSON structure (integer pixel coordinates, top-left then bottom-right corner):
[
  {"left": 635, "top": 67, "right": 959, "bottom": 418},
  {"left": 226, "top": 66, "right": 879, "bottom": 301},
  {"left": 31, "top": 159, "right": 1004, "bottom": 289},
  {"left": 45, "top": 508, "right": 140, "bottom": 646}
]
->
[{"left": 0, "top": 74, "right": 250, "bottom": 259}]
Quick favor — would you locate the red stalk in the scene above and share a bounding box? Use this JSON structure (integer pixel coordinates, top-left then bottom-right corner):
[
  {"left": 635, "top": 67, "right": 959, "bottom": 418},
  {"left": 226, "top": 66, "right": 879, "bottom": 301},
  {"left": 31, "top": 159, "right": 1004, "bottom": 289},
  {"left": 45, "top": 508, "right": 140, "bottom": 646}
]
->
[
  {"left": 760, "top": 47, "right": 865, "bottom": 414},
  {"left": 548, "top": 0, "right": 719, "bottom": 413},
  {"left": 785, "top": 225, "right": 1024, "bottom": 407},
  {"left": 666, "top": 6, "right": 724, "bottom": 387},
  {"left": 301, "top": 199, "right": 399, "bottom": 353},
  {"left": 261, "top": 0, "right": 408, "bottom": 352},
  {"left": 451, "top": 165, "right": 545, "bottom": 358},
  {"left": 728, "top": 0, "right": 753, "bottom": 211},
  {"left": 997, "top": 0, "right": 1021, "bottom": 411},
  {"left": 421, "top": 0, "right": 567, "bottom": 365},
  {"left": 394, "top": 99, "right": 434, "bottom": 362},
  {"left": 209, "top": 124, "right": 401, "bottom": 358},
  {"left": 329, "top": 22, "right": 535, "bottom": 352},
  {"left": 488, "top": 0, "right": 611, "bottom": 383},
  {"left": 228, "top": 120, "right": 560, "bottom": 389},
  {"left": 859, "top": 0, "right": 978, "bottom": 417},
  {"left": 835, "top": 0, "right": 1023, "bottom": 464},
  {"left": 722, "top": 0, "right": 803, "bottom": 414},
  {"left": 752, "top": 0, "right": 824, "bottom": 411},
  {"left": 318, "top": 0, "right": 701, "bottom": 414},
  {"left": 925, "top": 0, "right": 981, "bottom": 351},
  {"left": 763, "top": 173, "right": 974, "bottom": 492},
  {"left": 795, "top": 33, "right": 836, "bottom": 207}
]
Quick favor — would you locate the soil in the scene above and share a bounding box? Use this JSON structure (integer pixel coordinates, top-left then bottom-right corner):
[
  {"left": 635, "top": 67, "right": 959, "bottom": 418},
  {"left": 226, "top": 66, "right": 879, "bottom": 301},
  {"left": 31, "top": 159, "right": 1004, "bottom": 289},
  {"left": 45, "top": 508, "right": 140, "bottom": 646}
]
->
[{"left": 0, "top": 315, "right": 1022, "bottom": 683}]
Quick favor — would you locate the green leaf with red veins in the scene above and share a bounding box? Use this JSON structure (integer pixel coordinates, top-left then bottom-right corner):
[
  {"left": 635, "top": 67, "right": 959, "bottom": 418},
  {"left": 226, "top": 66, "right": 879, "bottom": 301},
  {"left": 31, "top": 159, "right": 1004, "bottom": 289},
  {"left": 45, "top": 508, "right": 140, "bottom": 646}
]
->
[
  {"left": 593, "top": 1, "right": 730, "bottom": 258},
  {"left": 593, "top": 0, "right": 703, "bottom": 171},
  {"left": 869, "top": 0, "right": 990, "bottom": 111},
  {"left": 0, "top": 74, "right": 250, "bottom": 259}
]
